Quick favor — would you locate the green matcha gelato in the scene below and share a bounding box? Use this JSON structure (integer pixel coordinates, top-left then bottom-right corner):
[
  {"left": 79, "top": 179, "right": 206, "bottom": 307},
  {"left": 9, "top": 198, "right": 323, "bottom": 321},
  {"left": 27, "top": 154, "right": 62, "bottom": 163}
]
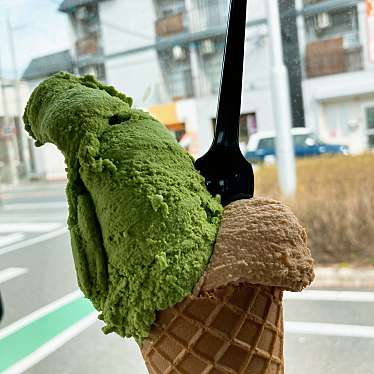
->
[{"left": 23, "top": 72, "right": 223, "bottom": 341}]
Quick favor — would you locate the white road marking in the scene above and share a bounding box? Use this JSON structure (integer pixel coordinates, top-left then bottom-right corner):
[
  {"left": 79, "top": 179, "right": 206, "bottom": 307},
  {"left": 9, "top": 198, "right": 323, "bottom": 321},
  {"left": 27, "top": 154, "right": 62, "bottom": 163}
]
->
[
  {"left": 285, "top": 321, "right": 374, "bottom": 339},
  {"left": 2, "top": 313, "right": 97, "bottom": 374},
  {"left": 0, "top": 227, "right": 68, "bottom": 256},
  {"left": 0, "top": 268, "right": 28, "bottom": 285},
  {"left": 284, "top": 290, "right": 374, "bottom": 303},
  {"left": 0, "top": 290, "right": 82, "bottom": 340},
  {"left": 0, "top": 223, "right": 62, "bottom": 234},
  {"left": 0, "top": 233, "right": 25, "bottom": 247},
  {"left": 3, "top": 202, "right": 67, "bottom": 211}
]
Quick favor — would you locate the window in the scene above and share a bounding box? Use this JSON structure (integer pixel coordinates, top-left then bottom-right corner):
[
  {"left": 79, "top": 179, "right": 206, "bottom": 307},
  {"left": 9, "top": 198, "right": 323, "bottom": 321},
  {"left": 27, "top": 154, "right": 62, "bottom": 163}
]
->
[
  {"left": 293, "top": 134, "right": 310, "bottom": 146},
  {"left": 258, "top": 137, "right": 275, "bottom": 149},
  {"left": 305, "top": 6, "right": 359, "bottom": 44},
  {"left": 366, "top": 107, "right": 374, "bottom": 148}
]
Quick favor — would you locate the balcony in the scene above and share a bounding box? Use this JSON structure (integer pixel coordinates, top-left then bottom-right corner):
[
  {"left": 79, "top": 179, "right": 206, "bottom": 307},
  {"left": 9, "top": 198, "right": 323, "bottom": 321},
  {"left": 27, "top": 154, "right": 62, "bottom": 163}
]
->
[
  {"left": 154, "top": 73, "right": 222, "bottom": 104},
  {"left": 155, "top": 12, "right": 185, "bottom": 38},
  {"left": 154, "top": 0, "right": 228, "bottom": 38},
  {"left": 75, "top": 34, "right": 99, "bottom": 57},
  {"left": 166, "top": 70, "right": 194, "bottom": 101},
  {"left": 305, "top": 37, "right": 363, "bottom": 78},
  {"left": 188, "top": 0, "right": 228, "bottom": 34}
]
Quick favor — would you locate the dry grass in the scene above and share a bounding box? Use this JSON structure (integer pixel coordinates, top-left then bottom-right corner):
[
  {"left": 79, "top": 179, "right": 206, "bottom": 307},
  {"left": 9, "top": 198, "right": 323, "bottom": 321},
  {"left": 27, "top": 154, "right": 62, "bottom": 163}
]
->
[{"left": 255, "top": 154, "right": 374, "bottom": 266}]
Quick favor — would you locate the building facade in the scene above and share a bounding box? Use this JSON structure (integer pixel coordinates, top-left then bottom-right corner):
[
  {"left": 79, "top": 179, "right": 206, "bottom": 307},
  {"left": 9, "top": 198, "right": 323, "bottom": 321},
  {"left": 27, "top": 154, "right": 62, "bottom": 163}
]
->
[
  {"left": 0, "top": 79, "right": 30, "bottom": 184},
  {"left": 96, "top": 0, "right": 374, "bottom": 156},
  {"left": 20, "top": 0, "right": 374, "bottom": 182},
  {"left": 22, "top": 50, "right": 76, "bottom": 180},
  {"left": 98, "top": 0, "right": 270, "bottom": 157},
  {"left": 301, "top": 0, "right": 374, "bottom": 154},
  {"left": 59, "top": 0, "right": 108, "bottom": 80}
]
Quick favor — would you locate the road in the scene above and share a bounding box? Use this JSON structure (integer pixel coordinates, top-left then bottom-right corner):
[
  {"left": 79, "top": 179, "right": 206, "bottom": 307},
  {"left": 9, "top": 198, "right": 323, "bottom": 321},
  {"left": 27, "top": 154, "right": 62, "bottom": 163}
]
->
[{"left": 1, "top": 181, "right": 374, "bottom": 374}]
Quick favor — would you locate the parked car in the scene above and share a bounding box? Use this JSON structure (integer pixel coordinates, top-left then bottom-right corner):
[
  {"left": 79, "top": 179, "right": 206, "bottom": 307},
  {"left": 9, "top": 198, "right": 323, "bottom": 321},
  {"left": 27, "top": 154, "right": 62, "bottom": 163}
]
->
[{"left": 245, "top": 128, "right": 348, "bottom": 163}]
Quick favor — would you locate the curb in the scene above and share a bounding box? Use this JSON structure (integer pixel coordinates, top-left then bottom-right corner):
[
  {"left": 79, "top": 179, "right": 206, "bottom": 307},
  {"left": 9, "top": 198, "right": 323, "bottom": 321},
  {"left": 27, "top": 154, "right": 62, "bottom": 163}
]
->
[{"left": 312, "top": 267, "right": 374, "bottom": 289}]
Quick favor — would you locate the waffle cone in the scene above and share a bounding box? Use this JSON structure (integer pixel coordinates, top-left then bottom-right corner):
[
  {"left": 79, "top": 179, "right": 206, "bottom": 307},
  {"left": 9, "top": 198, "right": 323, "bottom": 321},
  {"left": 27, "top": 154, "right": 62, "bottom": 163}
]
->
[{"left": 141, "top": 283, "right": 284, "bottom": 374}]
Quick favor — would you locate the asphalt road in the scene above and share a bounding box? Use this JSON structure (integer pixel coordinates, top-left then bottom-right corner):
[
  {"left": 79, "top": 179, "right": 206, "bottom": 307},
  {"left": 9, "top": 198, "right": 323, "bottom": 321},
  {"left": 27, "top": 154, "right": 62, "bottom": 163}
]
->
[{"left": 1, "top": 181, "right": 374, "bottom": 374}]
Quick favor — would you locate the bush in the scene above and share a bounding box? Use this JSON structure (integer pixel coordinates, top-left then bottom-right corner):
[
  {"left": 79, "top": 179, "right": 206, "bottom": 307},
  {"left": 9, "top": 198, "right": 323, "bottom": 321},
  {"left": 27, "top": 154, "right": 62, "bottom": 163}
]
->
[{"left": 255, "top": 154, "right": 374, "bottom": 265}]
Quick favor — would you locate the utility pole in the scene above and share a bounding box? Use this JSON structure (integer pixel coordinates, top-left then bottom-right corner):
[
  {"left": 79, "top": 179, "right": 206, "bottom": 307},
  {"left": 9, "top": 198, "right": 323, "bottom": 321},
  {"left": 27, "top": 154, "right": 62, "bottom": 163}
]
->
[
  {"left": 7, "top": 15, "right": 30, "bottom": 179},
  {"left": 266, "top": 0, "right": 296, "bottom": 197},
  {"left": 0, "top": 53, "right": 18, "bottom": 184},
  {"left": 279, "top": 0, "right": 305, "bottom": 128}
]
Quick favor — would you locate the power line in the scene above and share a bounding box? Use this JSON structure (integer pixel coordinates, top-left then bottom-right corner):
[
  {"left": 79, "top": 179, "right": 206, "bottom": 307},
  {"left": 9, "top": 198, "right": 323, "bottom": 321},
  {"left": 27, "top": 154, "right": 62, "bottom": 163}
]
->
[
  {"left": 101, "top": 0, "right": 362, "bottom": 62},
  {"left": 101, "top": 20, "right": 154, "bottom": 41}
]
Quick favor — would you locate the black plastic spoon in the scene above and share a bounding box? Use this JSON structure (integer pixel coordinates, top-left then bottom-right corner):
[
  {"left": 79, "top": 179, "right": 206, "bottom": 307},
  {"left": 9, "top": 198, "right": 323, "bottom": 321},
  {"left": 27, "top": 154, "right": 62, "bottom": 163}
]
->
[{"left": 195, "top": 0, "right": 254, "bottom": 207}]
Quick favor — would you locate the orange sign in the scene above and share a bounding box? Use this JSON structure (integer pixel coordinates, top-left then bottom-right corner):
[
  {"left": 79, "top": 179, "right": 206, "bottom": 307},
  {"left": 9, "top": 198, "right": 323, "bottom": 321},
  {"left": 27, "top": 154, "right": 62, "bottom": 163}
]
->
[
  {"left": 367, "top": 0, "right": 373, "bottom": 16},
  {"left": 367, "top": 0, "right": 374, "bottom": 63},
  {"left": 148, "top": 102, "right": 178, "bottom": 126}
]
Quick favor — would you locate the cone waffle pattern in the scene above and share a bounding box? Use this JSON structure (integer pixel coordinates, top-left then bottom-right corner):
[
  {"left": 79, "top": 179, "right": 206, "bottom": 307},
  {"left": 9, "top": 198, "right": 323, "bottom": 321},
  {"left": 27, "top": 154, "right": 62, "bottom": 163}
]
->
[{"left": 141, "top": 283, "right": 284, "bottom": 374}]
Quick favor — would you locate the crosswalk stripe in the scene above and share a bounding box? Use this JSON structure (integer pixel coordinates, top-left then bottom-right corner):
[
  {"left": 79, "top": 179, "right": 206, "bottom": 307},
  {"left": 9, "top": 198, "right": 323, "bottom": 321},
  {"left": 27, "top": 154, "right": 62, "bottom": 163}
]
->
[
  {"left": 285, "top": 321, "right": 374, "bottom": 339},
  {"left": 3, "top": 202, "right": 67, "bottom": 211},
  {"left": 0, "top": 268, "right": 28, "bottom": 285},
  {"left": 0, "top": 227, "right": 68, "bottom": 256},
  {"left": 284, "top": 290, "right": 374, "bottom": 302},
  {"left": 0, "top": 233, "right": 25, "bottom": 248}
]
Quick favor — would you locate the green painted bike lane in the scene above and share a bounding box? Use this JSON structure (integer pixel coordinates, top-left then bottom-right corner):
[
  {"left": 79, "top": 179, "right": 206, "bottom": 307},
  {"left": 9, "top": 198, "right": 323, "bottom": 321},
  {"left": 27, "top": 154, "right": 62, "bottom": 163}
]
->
[{"left": 0, "top": 296, "right": 95, "bottom": 372}]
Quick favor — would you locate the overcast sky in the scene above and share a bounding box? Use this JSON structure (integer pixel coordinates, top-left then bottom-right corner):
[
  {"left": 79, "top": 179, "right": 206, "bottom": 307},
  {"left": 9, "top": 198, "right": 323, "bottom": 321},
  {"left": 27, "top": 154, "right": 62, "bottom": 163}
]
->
[{"left": 0, "top": 0, "right": 70, "bottom": 79}]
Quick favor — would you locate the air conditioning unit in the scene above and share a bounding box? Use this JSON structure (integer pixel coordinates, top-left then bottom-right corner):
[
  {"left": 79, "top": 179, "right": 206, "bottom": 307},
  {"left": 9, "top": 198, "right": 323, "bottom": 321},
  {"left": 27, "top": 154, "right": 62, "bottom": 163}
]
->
[
  {"left": 75, "top": 7, "right": 89, "bottom": 20},
  {"left": 314, "top": 12, "right": 331, "bottom": 30},
  {"left": 172, "top": 45, "right": 186, "bottom": 61},
  {"left": 200, "top": 39, "right": 215, "bottom": 55}
]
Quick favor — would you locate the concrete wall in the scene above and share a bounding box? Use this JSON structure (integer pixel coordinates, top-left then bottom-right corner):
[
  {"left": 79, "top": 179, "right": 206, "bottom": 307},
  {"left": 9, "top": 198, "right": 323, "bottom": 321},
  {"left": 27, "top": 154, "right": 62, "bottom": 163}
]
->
[
  {"left": 22, "top": 80, "right": 67, "bottom": 180},
  {"left": 175, "top": 2, "right": 272, "bottom": 156},
  {"left": 0, "top": 81, "right": 29, "bottom": 118},
  {"left": 0, "top": 81, "right": 34, "bottom": 183},
  {"left": 318, "top": 94, "right": 374, "bottom": 153},
  {"left": 99, "top": 0, "right": 164, "bottom": 108},
  {"left": 103, "top": 50, "right": 164, "bottom": 108},
  {"left": 303, "top": 69, "right": 374, "bottom": 152}
]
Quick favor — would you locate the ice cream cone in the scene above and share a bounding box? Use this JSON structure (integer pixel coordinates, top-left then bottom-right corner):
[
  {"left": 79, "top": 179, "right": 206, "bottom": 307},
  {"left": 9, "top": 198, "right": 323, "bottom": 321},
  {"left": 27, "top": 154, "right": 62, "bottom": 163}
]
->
[
  {"left": 141, "top": 198, "right": 315, "bottom": 373},
  {"left": 141, "top": 283, "right": 284, "bottom": 374}
]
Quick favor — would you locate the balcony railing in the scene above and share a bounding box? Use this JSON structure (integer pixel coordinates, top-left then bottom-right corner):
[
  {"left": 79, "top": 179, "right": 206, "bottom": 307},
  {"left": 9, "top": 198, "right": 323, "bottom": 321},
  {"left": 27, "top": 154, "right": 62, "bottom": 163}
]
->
[
  {"left": 155, "top": 12, "right": 186, "bottom": 37},
  {"left": 188, "top": 0, "right": 228, "bottom": 34},
  {"left": 75, "top": 34, "right": 99, "bottom": 56},
  {"left": 154, "top": 73, "right": 221, "bottom": 104},
  {"left": 305, "top": 37, "right": 363, "bottom": 78},
  {"left": 155, "top": 0, "right": 229, "bottom": 38}
]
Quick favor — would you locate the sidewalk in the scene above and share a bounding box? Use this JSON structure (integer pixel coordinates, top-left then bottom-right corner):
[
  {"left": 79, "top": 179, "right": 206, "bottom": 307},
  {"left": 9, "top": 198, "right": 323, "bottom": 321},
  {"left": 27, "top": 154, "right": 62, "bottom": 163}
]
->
[
  {"left": 2, "top": 180, "right": 373, "bottom": 290},
  {"left": 312, "top": 267, "right": 374, "bottom": 289},
  {"left": 0, "top": 179, "right": 66, "bottom": 205},
  {"left": 0, "top": 179, "right": 66, "bottom": 194}
]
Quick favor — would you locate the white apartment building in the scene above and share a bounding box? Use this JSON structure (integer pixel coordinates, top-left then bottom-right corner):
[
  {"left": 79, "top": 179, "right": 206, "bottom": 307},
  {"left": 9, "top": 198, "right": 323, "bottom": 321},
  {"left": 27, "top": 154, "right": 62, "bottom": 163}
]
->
[
  {"left": 22, "top": 50, "right": 76, "bottom": 180},
  {"left": 301, "top": 0, "right": 374, "bottom": 154},
  {"left": 0, "top": 80, "right": 30, "bottom": 183},
  {"left": 99, "top": 0, "right": 270, "bottom": 156},
  {"left": 98, "top": 0, "right": 374, "bottom": 155},
  {"left": 21, "top": 0, "right": 374, "bottom": 180}
]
